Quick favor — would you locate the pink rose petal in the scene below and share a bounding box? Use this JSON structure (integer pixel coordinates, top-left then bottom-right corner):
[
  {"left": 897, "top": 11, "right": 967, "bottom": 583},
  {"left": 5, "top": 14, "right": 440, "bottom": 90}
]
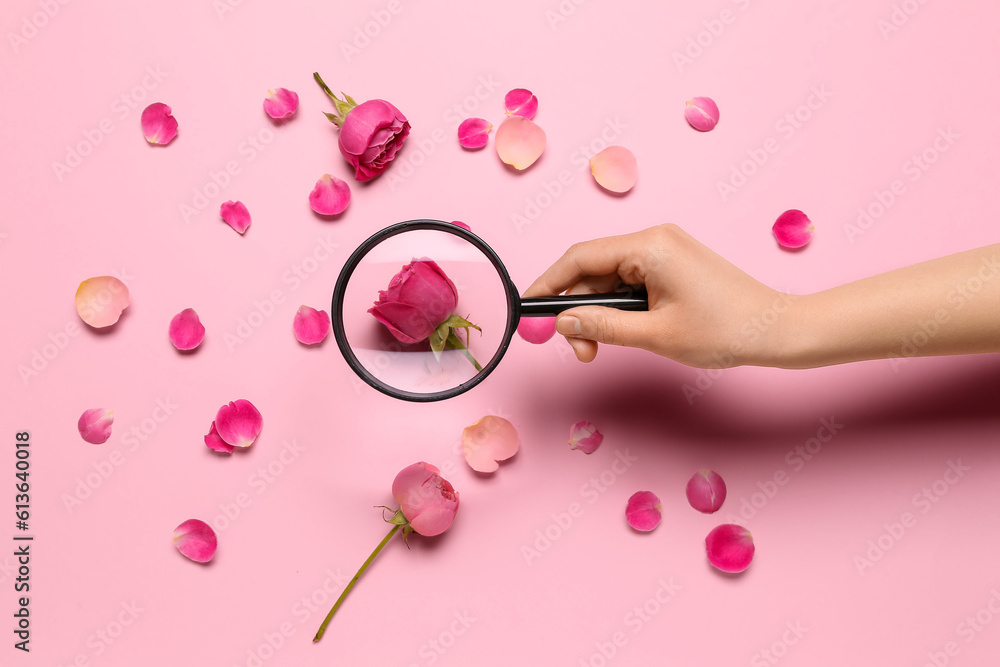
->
[
  {"left": 458, "top": 118, "right": 492, "bottom": 149},
  {"left": 204, "top": 421, "right": 234, "bottom": 454},
  {"left": 173, "top": 519, "right": 217, "bottom": 563},
  {"left": 684, "top": 96, "right": 719, "bottom": 132},
  {"left": 309, "top": 174, "right": 351, "bottom": 216},
  {"left": 462, "top": 415, "right": 519, "bottom": 473},
  {"left": 504, "top": 88, "right": 538, "bottom": 120},
  {"left": 706, "top": 523, "right": 755, "bottom": 573},
  {"left": 568, "top": 420, "right": 603, "bottom": 454},
  {"left": 78, "top": 408, "right": 113, "bottom": 444},
  {"left": 215, "top": 399, "right": 262, "bottom": 448},
  {"left": 75, "top": 276, "right": 130, "bottom": 328},
  {"left": 495, "top": 116, "right": 546, "bottom": 170},
  {"left": 220, "top": 200, "right": 252, "bottom": 234},
  {"left": 293, "top": 305, "right": 330, "bottom": 345},
  {"left": 772, "top": 209, "right": 814, "bottom": 249},
  {"left": 263, "top": 87, "right": 299, "bottom": 120},
  {"left": 141, "top": 102, "right": 178, "bottom": 145},
  {"left": 169, "top": 308, "right": 206, "bottom": 351},
  {"left": 626, "top": 491, "right": 661, "bottom": 532},
  {"left": 450, "top": 220, "right": 471, "bottom": 231},
  {"left": 517, "top": 316, "right": 556, "bottom": 344},
  {"left": 686, "top": 469, "right": 727, "bottom": 513},
  {"left": 590, "top": 146, "right": 637, "bottom": 193}
]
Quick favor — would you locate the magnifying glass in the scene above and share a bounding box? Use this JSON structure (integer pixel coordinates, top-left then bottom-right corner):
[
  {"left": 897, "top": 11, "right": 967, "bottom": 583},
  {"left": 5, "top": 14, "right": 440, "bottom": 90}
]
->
[{"left": 332, "top": 219, "right": 648, "bottom": 401}]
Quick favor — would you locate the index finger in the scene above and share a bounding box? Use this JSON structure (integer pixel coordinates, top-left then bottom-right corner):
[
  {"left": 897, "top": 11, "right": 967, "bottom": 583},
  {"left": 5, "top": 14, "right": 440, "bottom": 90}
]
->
[{"left": 522, "top": 230, "right": 643, "bottom": 298}]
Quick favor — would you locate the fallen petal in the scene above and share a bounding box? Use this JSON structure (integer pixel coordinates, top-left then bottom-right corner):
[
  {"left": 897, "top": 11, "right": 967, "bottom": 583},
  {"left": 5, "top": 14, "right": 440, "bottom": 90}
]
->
[
  {"left": 78, "top": 408, "right": 113, "bottom": 444},
  {"left": 686, "top": 469, "right": 727, "bottom": 513},
  {"left": 293, "top": 305, "right": 330, "bottom": 345},
  {"left": 504, "top": 88, "right": 538, "bottom": 120},
  {"left": 173, "top": 519, "right": 217, "bottom": 563},
  {"left": 263, "top": 87, "right": 299, "bottom": 119},
  {"left": 309, "top": 174, "right": 351, "bottom": 215},
  {"left": 706, "top": 524, "right": 755, "bottom": 573},
  {"left": 75, "top": 276, "right": 130, "bottom": 328},
  {"left": 626, "top": 491, "right": 661, "bottom": 531},
  {"left": 204, "top": 422, "right": 234, "bottom": 454},
  {"left": 590, "top": 146, "right": 637, "bottom": 193},
  {"left": 462, "top": 415, "right": 519, "bottom": 473},
  {"left": 450, "top": 220, "right": 471, "bottom": 231},
  {"left": 215, "top": 399, "right": 263, "bottom": 448},
  {"left": 458, "top": 118, "right": 492, "bottom": 149},
  {"left": 220, "top": 200, "right": 252, "bottom": 234},
  {"left": 495, "top": 116, "right": 546, "bottom": 170},
  {"left": 684, "top": 97, "right": 720, "bottom": 132},
  {"left": 568, "top": 420, "right": 603, "bottom": 454},
  {"left": 169, "top": 308, "right": 206, "bottom": 351},
  {"left": 141, "top": 102, "right": 178, "bottom": 145},
  {"left": 517, "top": 316, "right": 556, "bottom": 344},
  {"left": 772, "top": 209, "right": 814, "bottom": 249}
]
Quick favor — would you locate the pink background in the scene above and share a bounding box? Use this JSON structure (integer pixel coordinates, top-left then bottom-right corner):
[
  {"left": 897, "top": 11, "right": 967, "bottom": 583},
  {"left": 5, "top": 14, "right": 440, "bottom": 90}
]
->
[{"left": 3, "top": 0, "right": 999, "bottom": 665}]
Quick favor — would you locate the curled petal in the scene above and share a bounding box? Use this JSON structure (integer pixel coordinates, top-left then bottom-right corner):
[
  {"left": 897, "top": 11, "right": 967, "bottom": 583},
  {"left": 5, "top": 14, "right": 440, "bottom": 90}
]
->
[
  {"left": 263, "top": 87, "right": 299, "bottom": 119},
  {"left": 78, "top": 408, "right": 113, "bottom": 444},
  {"left": 590, "top": 146, "right": 637, "bottom": 193},
  {"left": 504, "top": 88, "right": 538, "bottom": 120},
  {"left": 220, "top": 200, "right": 252, "bottom": 234},
  {"left": 293, "top": 305, "right": 330, "bottom": 345},
  {"left": 772, "top": 209, "right": 814, "bottom": 249},
  {"left": 75, "top": 276, "right": 130, "bottom": 328},
  {"left": 568, "top": 420, "right": 603, "bottom": 454},
  {"left": 458, "top": 118, "right": 492, "bottom": 149},
  {"left": 173, "top": 519, "right": 217, "bottom": 563},
  {"left": 706, "top": 524, "right": 755, "bottom": 573},
  {"left": 204, "top": 421, "right": 234, "bottom": 454},
  {"left": 215, "top": 399, "right": 262, "bottom": 448},
  {"left": 141, "top": 102, "right": 178, "bottom": 145},
  {"left": 495, "top": 116, "right": 546, "bottom": 170},
  {"left": 684, "top": 97, "right": 720, "bottom": 132},
  {"left": 169, "top": 308, "right": 206, "bottom": 351},
  {"left": 449, "top": 220, "right": 471, "bottom": 231},
  {"left": 309, "top": 174, "right": 351, "bottom": 216},
  {"left": 517, "top": 316, "right": 556, "bottom": 344},
  {"left": 686, "top": 469, "right": 727, "bottom": 513},
  {"left": 626, "top": 491, "right": 662, "bottom": 532},
  {"left": 462, "top": 415, "right": 519, "bottom": 473}
]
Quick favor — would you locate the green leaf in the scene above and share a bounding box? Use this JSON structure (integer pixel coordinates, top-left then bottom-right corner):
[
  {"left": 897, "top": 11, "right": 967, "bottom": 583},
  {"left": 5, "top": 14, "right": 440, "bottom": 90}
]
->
[
  {"left": 443, "top": 314, "right": 481, "bottom": 332},
  {"left": 429, "top": 322, "right": 449, "bottom": 361}
]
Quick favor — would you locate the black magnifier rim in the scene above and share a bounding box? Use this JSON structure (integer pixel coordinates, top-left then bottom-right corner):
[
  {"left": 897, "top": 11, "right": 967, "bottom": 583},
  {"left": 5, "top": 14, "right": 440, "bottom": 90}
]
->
[{"left": 332, "top": 219, "right": 519, "bottom": 402}]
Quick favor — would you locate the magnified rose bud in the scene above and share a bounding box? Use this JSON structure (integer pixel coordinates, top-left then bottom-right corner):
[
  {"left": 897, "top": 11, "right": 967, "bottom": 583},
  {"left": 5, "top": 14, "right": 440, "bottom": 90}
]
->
[
  {"left": 293, "top": 305, "right": 330, "bottom": 345},
  {"left": 215, "top": 399, "right": 263, "bottom": 448},
  {"left": 496, "top": 116, "right": 546, "bottom": 170},
  {"left": 684, "top": 96, "right": 719, "bottom": 132},
  {"left": 504, "top": 88, "right": 538, "bottom": 120},
  {"left": 706, "top": 523, "right": 755, "bottom": 573},
  {"left": 263, "top": 87, "right": 299, "bottom": 119},
  {"left": 169, "top": 308, "right": 206, "bottom": 351},
  {"left": 173, "top": 519, "right": 217, "bottom": 563},
  {"left": 462, "top": 415, "right": 519, "bottom": 473},
  {"left": 686, "top": 469, "right": 727, "bottom": 513},
  {"left": 517, "top": 317, "right": 555, "bottom": 344},
  {"left": 220, "top": 200, "right": 252, "bottom": 234},
  {"left": 309, "top": 174, "right": 351, "bottom": 216},
  {"left": 590, "top": 146, "right": 637, "bottom": 193},
  {"left": 626, "top": 491, "right": 661, "bottom": 531},
  {"left": 772, "top": 209, "right": 814, "bottom": 249},
  {"left": 568, "top": 420, "right": 603, "bottom": 454},
  {"left": 458, "top": 118, "right": 492, "bottom": 149},
  {"left": 75, "top": 276, "right": 130, "bottom": 328},
  {"left": 78, "top": 408, "right": 113, "bottom": 444},
  {"left": 141, "top": 102, "right": 178, "bottom": 145}
]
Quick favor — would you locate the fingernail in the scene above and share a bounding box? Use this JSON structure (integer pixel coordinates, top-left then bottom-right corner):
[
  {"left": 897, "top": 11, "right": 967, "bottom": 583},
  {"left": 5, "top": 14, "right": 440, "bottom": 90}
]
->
[{"left": 557, "top": 315, "right": 582, "bottom": 336}]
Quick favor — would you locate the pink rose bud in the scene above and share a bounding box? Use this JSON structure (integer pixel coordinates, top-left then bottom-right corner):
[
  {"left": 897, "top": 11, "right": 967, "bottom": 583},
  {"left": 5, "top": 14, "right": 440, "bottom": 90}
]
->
[
  {"left": 368, "top": 259, "right": 459, "bottom": 344},
  {"left": 391, "top": 462, "right": 459, "bottom": 537},
  {"left": 684, "top": 96, "right": 719, "bottom": 132},
  {"left": 706, "top": 523, "right": 755, "bottom": 573},
  {"left": 772, "top": 209, "right": 814, "bottom": 249},
  {"left": 686, "top": 469, "right": 727, "bottom": 513},
  {"left": 78, "top": 408, "right": 113, "bottom": 444}
]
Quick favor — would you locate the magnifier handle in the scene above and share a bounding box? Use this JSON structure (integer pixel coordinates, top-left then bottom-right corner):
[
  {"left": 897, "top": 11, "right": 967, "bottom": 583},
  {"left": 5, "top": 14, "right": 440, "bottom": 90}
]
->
[{"left": 520, "top": 289, "right": 649, "bottom": 316}]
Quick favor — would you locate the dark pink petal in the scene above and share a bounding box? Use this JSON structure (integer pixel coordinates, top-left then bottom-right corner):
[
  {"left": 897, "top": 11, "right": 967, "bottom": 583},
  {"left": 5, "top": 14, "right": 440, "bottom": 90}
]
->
[
  {"left": 684, "top": 97, "right": 719, "bottom": 132},
  {"left": 450, "top": 220, "right": 471, "bottom": 231},
  {"left": 626, "top": 491, "right": 661, "bottom": 532},
  {"left": 173, "top": 519, "right": 217, "bottom": 563},
  {"left": 504, "top": 88, "right": 538, "bottom": 120},
  {"left": 215, "top": 399, "right": 262, "bottom": 448},
  {"left": 706, "top": 524, "right": 755, "bottom": 573},
  {"left": 220, "top": 200, "right": 252, "bottom": 234},
  {"left": 590, "top": 146, "right": 637, "bottom": 193},
  {"left": 686, "top": 469, "right": 727, "bottom": 513},
  {"left": 141, "top": 102, "right": 178, "bottom": 145},
  {"left": 169, "top": 308, "right": 205, "bottom": 351},
  {"left": 263, "top": 87, "right": 299, "bottom": 119},
  {"left": 458, "top": 118, "right": 492, "bottom": 149},
  {"left": 78, "top": 408, "right": 113, "bottom": 444},
  {"left": 568, "top": 420, "right": 603, "bottom": 454},
  {"left": 495, "top": 116, "right": 546, "bottom": 170},
  {"left": 462, "top": 416, "right": 519, "bottom": 473},
  {"left": 204, "top": 421, "right": 234, "bottom": 454},
  {"left": 75, "top": 276, "right": 130, "bottom": 328},
  {"left": 293, "top": 305, "right": 330, "bottom": 345},
  {"left": 309, "top": 174, "right": 351, "bottom": 215},
  {"left": 772, "top": 209, "right": 814, "bottom": 249},
  {"left": 517, "top": 316, "right": 556, "bottom": 344},
  {"left": 391, "top": 462, "right": 460, "bottom": 536}
]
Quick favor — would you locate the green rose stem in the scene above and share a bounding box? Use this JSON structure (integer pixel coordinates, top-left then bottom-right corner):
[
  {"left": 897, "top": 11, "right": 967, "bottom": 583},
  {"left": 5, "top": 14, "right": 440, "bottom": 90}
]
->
[
  {"left": 446, "top": 330, "right": 483, "bottom": 372},
  {"left": 429, "top": 314, "right": 483, "bottom": 372}
]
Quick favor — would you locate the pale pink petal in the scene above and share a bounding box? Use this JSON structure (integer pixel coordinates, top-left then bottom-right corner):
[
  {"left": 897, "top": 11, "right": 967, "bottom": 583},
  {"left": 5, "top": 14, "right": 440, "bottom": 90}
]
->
[
  {"left": 590, "top": 146, "right": 637, "bottom": 193},
  {"left": 504, "top": 88, "right": 538, "bottom": 120},
  {"left": 78, "top": 408, "right": 113, "bottom": 444},
  {"left": 215, "top": 399, "right": 262, "bottom": 448},
  {"left": 462, "top": 416, "right": 519, "bottom": 473},
  {"left": 204, "top": 421, "right": 234, "bottom": 454},
  {"left": 706, "top": 524, "right": 755, "bottom": 573},
  {"left": 173, "top": 519, "right": 217, "bottom": 563},
  {"left": 309, "top": 174, "right": 351, "bottom": 215},
  {"left": 772, "top": 209, "right": 814, "bottom": 249},
  {"left": 449, "top": 220, "right": 471, "bottom": 231},
  {"left": 568, "top": 420, "right": 603, "bottom": 454},
  {"left": 169, "top": 308, "right": 205, "bottom": 351},
  {"left": 686, "top": 469, "right": 727, "bottom": 513},
  {"left": 220, "top": 200, "right": 252, "bottom": 234},
  {"left": 684, "top": 97, "right": 719, "bottom": 132},
  {"left": 263, "top": 87, "right": 299, "bottom": 119},
  {"left": 495, "top": 116, "right": 546, "bottom": 170},
  {"left": 75, "top": 276, "right": 130, "bottom": 328},
  {"left": 517, "top": 316, "right": 556, "bottom": 344},
  {"left": 458, "top": 118, "right": 492, "bottom": 149},
  {"left": 626, "top": 491, "right": 661, "bottom": 532},
  {"left": 293, "top": 305, "right": 330, "bottom": 345},
  {"left": 141, "top": 102, "right": 178, "bottom": 145}
]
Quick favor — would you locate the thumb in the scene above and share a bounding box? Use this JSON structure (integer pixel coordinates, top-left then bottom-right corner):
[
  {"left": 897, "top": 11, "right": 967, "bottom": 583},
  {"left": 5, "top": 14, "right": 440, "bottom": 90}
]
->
[{"left": 555, "top": 306, "right": 648, "bottom": 349}]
